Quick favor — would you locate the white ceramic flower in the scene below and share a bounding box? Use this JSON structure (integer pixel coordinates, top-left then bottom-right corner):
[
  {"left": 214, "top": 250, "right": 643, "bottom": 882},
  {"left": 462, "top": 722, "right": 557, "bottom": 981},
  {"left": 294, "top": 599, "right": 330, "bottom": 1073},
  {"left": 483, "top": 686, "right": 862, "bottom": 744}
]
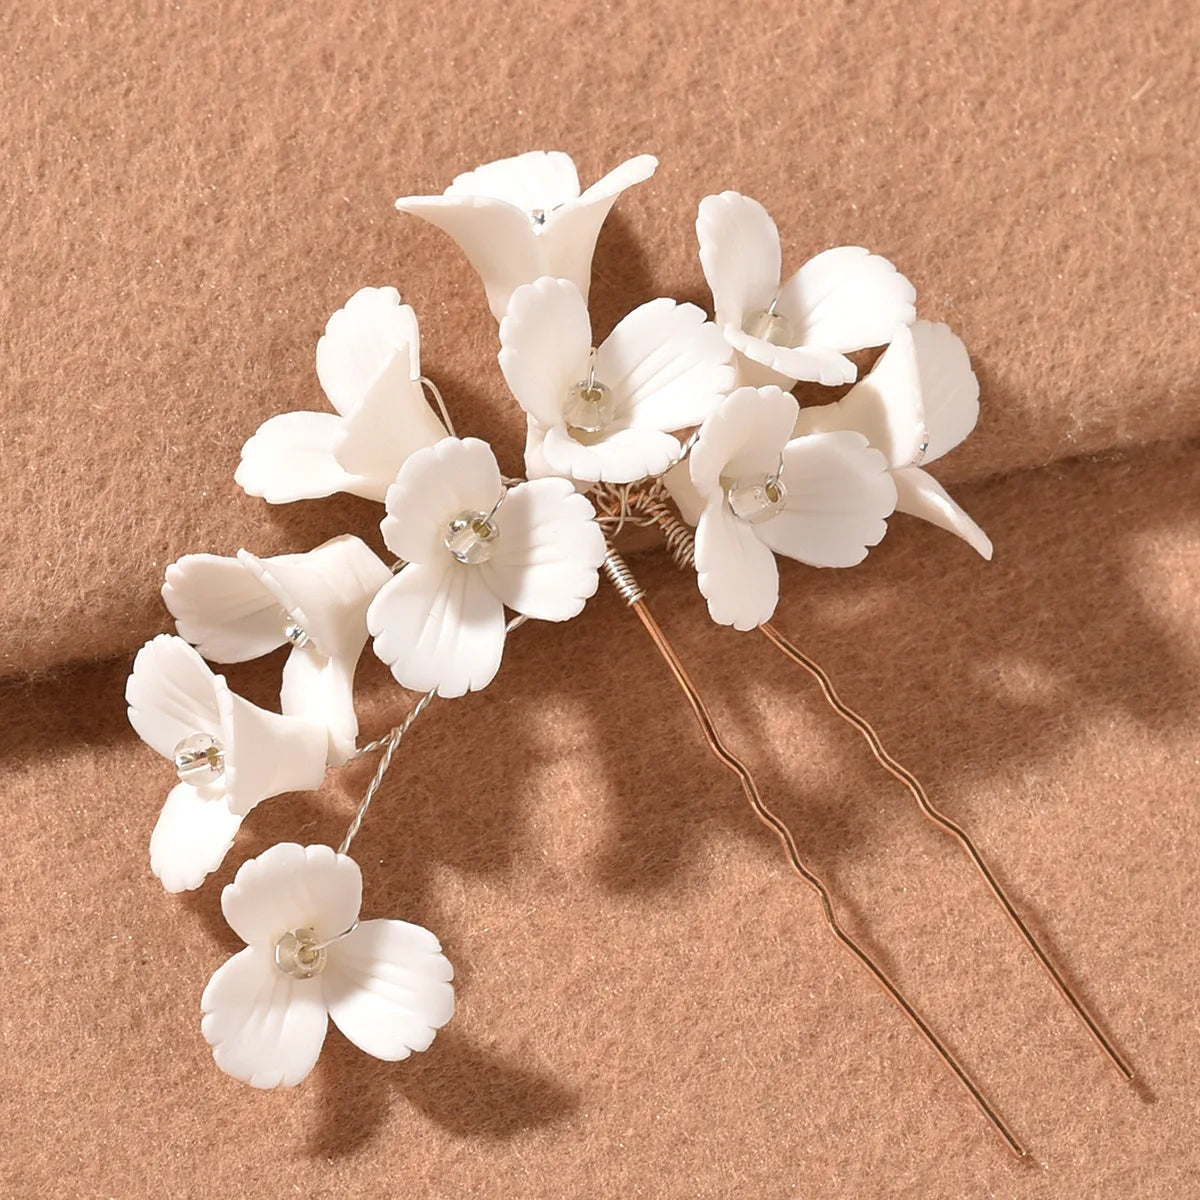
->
[
  {"left": 127, "top": 635, "right": 329, "bottom": 892},
  {"left": 793, "top": 321, "right": 992, "bottom": 559},
  {"left": 162, "top": 535, "right": 392, "bottom": 767},
  {"left": 236, "top": 287, "right": 448, "bottom": 504},
  {"left": 500, "top": 277, "right": 735, "bottom": 486},
  {"left": 201, "top": 842, "right": 454, "bottom": 1088},
  {"left": 689, "top": 386, "right": 897, "bottom": 630},
  {"left": 367, "top": 436, "right": 606, "bottom": 698},
  {"left": 396, "top": 151, "right": 658, "bottom": 321},
  {"left": 697, "top": 191, "right": 916, "bottom": 389}
]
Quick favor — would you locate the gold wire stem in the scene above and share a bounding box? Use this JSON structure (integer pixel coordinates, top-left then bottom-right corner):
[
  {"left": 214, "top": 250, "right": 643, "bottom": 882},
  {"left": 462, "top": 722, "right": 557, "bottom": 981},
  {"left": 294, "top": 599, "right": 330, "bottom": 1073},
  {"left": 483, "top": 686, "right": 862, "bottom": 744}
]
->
[
  {"left": 758, "top": 620, "right": 1133, "bottom": 1082},
  {"left": 602, "top": 550, "right": 1026, "bottom": 1157}
]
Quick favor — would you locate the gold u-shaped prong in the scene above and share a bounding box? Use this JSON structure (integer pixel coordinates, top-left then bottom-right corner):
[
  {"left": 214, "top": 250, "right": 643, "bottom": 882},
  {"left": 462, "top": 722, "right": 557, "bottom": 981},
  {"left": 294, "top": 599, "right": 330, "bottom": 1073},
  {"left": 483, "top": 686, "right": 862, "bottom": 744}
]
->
[
  {"left": 758, "top": 620, "right": 1134, "bottom": 1083},
  {"left": 602, "top": 549, "right": 1027, "bottom": 1157}
]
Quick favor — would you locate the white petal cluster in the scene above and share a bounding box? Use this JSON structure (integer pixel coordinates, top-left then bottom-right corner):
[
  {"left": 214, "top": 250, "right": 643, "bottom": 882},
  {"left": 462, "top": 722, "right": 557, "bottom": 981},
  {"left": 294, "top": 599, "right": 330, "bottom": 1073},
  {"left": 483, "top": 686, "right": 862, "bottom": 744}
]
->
[
  {"left": 126, "top": 149, "right": 992, "bottom": 1094},
  {"left": 202, "top": 843, "right": 454, "bottom": 1088}
]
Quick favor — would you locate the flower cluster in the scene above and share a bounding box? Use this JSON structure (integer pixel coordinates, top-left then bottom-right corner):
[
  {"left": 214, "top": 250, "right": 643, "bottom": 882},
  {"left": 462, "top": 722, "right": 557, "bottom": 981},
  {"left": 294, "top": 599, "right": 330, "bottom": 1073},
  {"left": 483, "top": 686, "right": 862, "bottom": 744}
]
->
[{"left": 127, "top": 149, "right": 989, "bottom": 1089}]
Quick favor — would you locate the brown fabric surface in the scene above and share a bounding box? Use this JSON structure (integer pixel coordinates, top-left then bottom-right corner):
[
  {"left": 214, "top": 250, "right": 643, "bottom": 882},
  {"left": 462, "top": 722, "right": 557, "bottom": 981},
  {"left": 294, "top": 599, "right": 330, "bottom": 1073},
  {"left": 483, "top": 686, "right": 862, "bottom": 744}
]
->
[
  {"left": 5, "top": 441, "right": 1200, "bottom": 1197},
  {"left": 3, "top": 0, "right": 1200, "bottom": 674}
]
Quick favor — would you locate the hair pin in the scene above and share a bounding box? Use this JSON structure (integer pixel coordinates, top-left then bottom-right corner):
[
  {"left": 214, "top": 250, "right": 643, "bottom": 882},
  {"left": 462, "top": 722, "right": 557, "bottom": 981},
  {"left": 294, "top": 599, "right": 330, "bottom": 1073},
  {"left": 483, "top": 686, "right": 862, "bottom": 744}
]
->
[{"left": 127, "top": 149, "right": 1130, "bottom": 1154}]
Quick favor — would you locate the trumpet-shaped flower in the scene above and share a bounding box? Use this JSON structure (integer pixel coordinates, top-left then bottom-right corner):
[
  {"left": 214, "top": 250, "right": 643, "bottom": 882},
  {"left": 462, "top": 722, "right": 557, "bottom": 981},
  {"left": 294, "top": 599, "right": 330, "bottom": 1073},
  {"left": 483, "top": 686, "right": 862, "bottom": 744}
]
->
[
  {"left": 126, "top": 636, "right": 329, "bottom": 892},
  {"left": 794, "top": 321, "right": 992, "bottom": 559},
  {"left": 201, "top": 842, "right": 454, "bottom": 1088},
  {"left": 236, "top": 287, "right": 447, "bottom": 504},
  {"left": 500, "top": 277, "right": 734, "bottom": 485},
  {"left": 396, "top": 151, "right": 658, "bottom": 321},
  {"left": 689, "top": 387, "right": 897, "bottom": 630},
  {"left": 162, "top": 535, "right": 392, "bottom": 767},
  {"left": 367, "top": 436, "right": 606, "bottom": 698},
  {"left": 697, "top": 192, "right": 916, "bottom": 388}
]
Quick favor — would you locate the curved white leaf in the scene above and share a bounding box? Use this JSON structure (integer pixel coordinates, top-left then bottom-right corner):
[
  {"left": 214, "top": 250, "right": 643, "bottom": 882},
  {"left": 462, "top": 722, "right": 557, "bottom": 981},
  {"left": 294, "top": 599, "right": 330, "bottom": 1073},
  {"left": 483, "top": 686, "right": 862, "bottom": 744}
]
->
[{"left": 893, "top": 466, "right": 993, "bottom": 559}]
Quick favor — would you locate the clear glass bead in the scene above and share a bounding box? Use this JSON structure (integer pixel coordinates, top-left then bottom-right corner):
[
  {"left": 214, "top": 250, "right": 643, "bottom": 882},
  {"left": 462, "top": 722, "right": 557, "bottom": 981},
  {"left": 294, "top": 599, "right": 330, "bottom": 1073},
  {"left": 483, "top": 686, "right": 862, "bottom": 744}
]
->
[
  {"left": 282, "top": 619, "right": 310, "bottom": 649},
  {"left": 173, "top": 732, "right": 225, "bottom": 785},
  {"left": 727, "top": 475, "right": 788, "bottom": 525},
  {"left": 444, "top": 511, "right": 500, "bottom": 564},
  {"left": 744, "top": 307, "right": 799, "bottom": 348},
  {"left": 274, "top": 928, "right": 327, "bottom": 979},
  {"left": 529, "top": 208, "right": 547, "bottom": 228},
  {"left": 563, "top": 379, "right": 615, "bottom": 435}
]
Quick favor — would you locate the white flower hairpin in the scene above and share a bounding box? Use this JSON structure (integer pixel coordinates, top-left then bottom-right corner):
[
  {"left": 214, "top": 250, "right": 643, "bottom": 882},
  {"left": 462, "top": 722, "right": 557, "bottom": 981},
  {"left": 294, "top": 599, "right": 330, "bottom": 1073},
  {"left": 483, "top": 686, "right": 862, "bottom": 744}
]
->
[{"left": 128, "top": 149, "right": 1131, "bottom": 1155}]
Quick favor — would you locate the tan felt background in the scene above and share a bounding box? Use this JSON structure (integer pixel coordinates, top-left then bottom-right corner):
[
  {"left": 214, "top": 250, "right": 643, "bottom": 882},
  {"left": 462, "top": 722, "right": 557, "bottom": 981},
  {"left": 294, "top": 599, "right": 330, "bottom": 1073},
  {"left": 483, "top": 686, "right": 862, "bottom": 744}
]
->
[{"left": 3, "top": 1, "right": 1200, "bottom": 1197}]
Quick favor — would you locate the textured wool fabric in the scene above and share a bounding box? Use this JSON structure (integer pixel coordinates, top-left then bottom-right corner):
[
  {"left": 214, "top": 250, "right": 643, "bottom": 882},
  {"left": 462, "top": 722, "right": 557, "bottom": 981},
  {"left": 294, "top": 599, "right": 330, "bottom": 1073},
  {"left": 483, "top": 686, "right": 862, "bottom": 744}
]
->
[
  {"left": 2, "top": 0, "right": 1199, "bottom": 674},
  {"left": 4, "top": 443, "right": 1200, "bottom": 1198}
]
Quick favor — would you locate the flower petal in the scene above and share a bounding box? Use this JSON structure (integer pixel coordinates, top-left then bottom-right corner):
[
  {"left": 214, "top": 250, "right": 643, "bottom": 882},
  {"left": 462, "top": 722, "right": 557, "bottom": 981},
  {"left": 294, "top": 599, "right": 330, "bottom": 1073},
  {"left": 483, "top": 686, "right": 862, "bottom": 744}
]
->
[
  {"left": 201, "top": 945, "right": 328, "bottom": 1089},
  {"left": 316, "top": 286, "right": 422, "bottom": 416},
  {"left": 367, "top": 558, "right": 507, "bottom": 698},
  {"left": 394, "top": 192, "right": 540, "bottom": 322},
  {"left": 755, "top": 432, "right": 897, "bottom": 568},
  {"left": 325, "top": 919, "right": 455, "bottom": 1061},
  {"left": 280, "top": 645, "right": 359, "bottom": 768},
  {"left": 792, "top": 323, "right": 926, "bottom": 468},
  {"left": 909, "top": 321, "right": 980, "bottom": 463},
  {"left": 221, "top": 693, "right": 329, "bottom": 818},
  {"left": 696, "top": 192, "right": 782, "bottom": 330},
  {"left": 774, "top": 246, "right": 916, "bottom": 355},
  {"left": 540, "top": 154, "right": 658, "bottom": 301},
  {"left": 689, "top": 386, "right": 798, "bottom": 501},
  {"left": 479, "top": 478, "right": 605, "bottom": 620},
  {"left": 235, "top": 411, "right": 357, "bottom": 504},
  {"left": 893, "top": 466, "right": 993, "bottom": 559},
  {"left": 596, "top": 298, "right": 734, "bottom": 433},
  {"left": 446, "top": 150, "right": 581, "bottom": 211},
  {"left": 221, "top": 842, "right": 363, "bottom": 947},
  {"left": 150, "top": 782, "right": 244, "bottom": 894},
  {"left": 380, "top": 437, "right": 504, "bottom": 565},
  {"left": 662, "top": 460, "right": 704, "bottom": 527},
  {"left": 498, "top": 278, "right": 592, "bottom": 429},
  {"left": 539, "top": 423, "right": 681, "bottom": 485},
  {"left": 162, "top": 554, "right": 285, "bottom": 663},
  {"left": 237, "top": 535, "right": 390, "bottom": 661},
  {"left": 126, "top": 635, "right": 222, "bottom": 761},
  {"left": 333, "top": 352, "right": 449, "bottom": 501},
  {"left": 724, "top": 322, "right": 858, "bottom": 388},
  {"left": 695, "top": 497, "right": 780, "bottom": 630}
]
